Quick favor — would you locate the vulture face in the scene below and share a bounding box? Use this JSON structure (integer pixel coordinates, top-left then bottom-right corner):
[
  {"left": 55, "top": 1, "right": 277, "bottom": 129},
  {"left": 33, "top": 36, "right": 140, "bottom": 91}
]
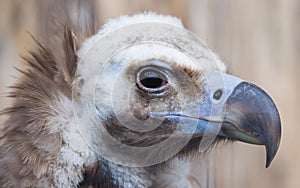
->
[
  {"left": 0, "top": 13, "right": 281, "bottom": 187},
  {"left": 74, "top": 15, "right": 280, "bottom": 169}
]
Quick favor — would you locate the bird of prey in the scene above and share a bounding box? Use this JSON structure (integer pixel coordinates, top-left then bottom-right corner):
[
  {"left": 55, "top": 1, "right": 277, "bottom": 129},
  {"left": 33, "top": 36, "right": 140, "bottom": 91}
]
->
[{"left": 0, "top": 12, "right": 281, "bottom": 188}]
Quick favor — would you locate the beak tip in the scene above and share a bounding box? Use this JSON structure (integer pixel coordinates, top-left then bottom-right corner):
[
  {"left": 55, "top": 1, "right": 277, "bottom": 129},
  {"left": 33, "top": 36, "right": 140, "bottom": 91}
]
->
[
  {"left": 265, "top": 160, "right": 271, "bottom": 168},
  {"left": 265, "top": 155, "right": 273, "bottom": 168},
  {"left": 265, "top": 141, "right": 280, "bottom": 168}
]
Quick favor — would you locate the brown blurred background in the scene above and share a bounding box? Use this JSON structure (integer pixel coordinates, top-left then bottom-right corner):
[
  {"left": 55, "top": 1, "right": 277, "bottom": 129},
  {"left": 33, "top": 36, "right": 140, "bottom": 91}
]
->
[{"left": 0, "top": 0, "right": 299, "bottom": 187}]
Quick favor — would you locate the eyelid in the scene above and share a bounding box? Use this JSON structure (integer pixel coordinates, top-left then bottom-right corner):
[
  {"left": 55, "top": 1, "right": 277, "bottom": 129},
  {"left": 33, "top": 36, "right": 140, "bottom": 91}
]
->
[
  {"left": 142, "top": 60, "right": 173, "bottom": 72},
  {"left": 136, "top": 66, "right": 169, "bottom": 94},
  {"left": 140, "top": 69, "right": 161, "bottom": 79}
]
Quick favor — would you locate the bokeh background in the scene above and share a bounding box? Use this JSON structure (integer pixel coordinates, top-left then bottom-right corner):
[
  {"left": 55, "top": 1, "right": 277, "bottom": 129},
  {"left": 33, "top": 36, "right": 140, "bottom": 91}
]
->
[{"left": 0, "top": 0, "right": 299, "bottom": 187}]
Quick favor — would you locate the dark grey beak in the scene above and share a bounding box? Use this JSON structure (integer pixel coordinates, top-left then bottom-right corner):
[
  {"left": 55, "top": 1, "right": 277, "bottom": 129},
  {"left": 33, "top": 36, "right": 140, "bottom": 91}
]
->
[
  {"left": 149, "top": 72, "right": 281, "bottom": 168},
  {"left": 220, "top": 82, "right": 281, "bottom": 168}
]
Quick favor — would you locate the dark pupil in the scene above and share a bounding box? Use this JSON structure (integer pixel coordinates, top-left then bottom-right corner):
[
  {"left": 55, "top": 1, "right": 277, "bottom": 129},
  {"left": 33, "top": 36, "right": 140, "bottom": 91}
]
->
[
  {"left": 141, "top": 77, "right": 165, "bottom": 89},
  {"left": 140, "top": 70, "right": 167, "bottom": 89},
  {"left": 213, "top": 89, "right": 223, "bottom": 100}
]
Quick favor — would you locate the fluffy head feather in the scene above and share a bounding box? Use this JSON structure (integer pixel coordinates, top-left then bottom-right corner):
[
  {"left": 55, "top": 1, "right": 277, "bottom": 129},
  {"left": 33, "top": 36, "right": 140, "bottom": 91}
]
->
[
  {"left": 0, "top": 11, "right": 281, "bottom": 188},
  {"left": 0, "top": 12, "right": 207, "bottom": 187}
]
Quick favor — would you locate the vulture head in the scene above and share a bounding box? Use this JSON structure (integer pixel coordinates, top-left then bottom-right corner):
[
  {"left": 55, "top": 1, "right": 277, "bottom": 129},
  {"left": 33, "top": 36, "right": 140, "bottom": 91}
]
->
[{"left": 0, "top": 13, "right": 281, "bottom": 187}]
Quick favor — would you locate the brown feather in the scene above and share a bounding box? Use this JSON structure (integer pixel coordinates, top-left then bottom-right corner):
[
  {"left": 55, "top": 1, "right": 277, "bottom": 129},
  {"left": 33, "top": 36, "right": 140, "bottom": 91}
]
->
[
  {"left": 0, "top": 3, "right": 97, "bottom": 186},
  {"left": 79, "top": 161, "right": 119, "bottom": 188}
]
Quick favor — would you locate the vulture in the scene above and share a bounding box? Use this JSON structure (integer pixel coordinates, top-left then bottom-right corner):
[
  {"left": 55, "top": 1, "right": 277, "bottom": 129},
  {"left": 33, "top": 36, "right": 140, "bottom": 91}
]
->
[{"left": 0, "top": 12, "right": 281, "bottom": 188}]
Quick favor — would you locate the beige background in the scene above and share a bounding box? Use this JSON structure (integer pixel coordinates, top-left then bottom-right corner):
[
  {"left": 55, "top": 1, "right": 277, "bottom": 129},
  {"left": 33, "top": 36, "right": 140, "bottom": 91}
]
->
[{"left": 0, "top": 0, "right": 299, "bottom": 187}]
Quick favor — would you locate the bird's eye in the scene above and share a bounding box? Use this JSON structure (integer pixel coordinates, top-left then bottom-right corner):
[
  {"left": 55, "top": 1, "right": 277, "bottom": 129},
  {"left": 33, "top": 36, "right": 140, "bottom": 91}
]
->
[{"left": 137, "top": 67, "right": 169, "bottom": 93}]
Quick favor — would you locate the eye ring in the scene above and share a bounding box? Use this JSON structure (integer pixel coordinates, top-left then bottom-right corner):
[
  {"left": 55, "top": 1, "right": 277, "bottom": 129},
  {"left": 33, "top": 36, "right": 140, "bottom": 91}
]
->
[{"left": 136, "top": 67, "right": 169, "bottom": 94}]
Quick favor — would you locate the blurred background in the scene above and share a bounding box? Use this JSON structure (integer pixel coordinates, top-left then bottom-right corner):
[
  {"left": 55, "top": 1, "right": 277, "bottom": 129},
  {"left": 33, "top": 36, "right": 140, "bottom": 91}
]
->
[{"left": 0, "top": 0, "right": 299, "bottom": 187}]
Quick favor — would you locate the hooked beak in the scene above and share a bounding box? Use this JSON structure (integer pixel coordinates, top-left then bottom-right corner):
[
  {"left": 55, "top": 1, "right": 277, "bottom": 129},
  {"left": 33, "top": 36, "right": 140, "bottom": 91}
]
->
[
  {"left": 149, "top": 72, "right": 281, "bottom": 168},
  {"left": 219, "top": 82, "right": 281, "bottom": 167}
]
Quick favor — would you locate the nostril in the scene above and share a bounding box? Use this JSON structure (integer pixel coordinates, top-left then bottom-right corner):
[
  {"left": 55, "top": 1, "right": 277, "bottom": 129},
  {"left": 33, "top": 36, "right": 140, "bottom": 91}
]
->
[{"left": 213, "top": 89, "right": 223, "bottom": 100}]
